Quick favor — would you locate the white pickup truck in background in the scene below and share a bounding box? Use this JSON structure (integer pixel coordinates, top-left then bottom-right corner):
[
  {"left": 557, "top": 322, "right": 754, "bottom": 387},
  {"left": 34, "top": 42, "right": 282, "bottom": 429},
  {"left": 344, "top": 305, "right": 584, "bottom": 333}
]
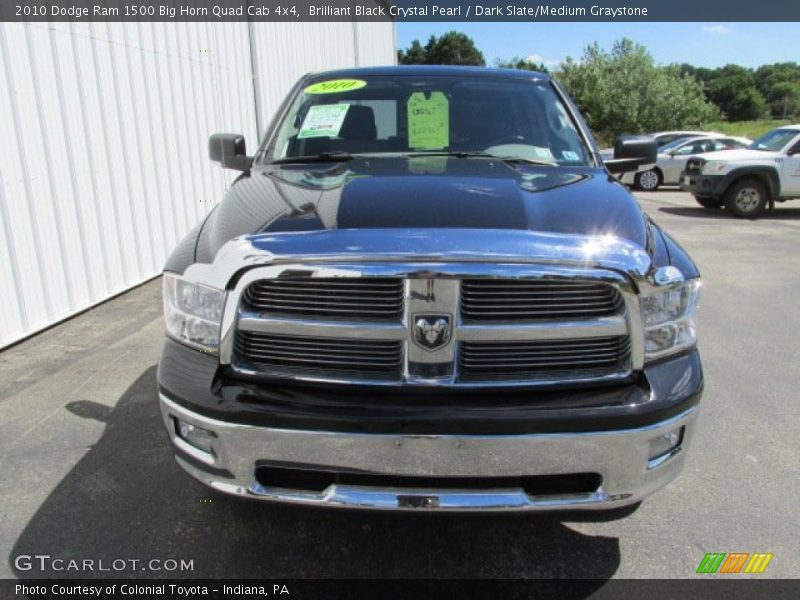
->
[{"left": 679, "top": 125, "right": 800, "bottom": 217}]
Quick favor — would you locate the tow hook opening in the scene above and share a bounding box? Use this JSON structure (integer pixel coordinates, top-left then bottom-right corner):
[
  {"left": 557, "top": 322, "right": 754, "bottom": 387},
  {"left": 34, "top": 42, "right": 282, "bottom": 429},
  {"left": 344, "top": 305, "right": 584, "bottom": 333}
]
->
[{"left": 398, "top": 495, "right": 440, "bottom": 509}]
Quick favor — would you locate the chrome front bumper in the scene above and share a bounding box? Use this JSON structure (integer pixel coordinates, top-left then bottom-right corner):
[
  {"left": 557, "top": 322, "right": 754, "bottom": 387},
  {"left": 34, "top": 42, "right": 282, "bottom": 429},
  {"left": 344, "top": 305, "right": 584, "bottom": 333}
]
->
[{"left": 160, "top": 394, "right": 698, "bottom": 512}]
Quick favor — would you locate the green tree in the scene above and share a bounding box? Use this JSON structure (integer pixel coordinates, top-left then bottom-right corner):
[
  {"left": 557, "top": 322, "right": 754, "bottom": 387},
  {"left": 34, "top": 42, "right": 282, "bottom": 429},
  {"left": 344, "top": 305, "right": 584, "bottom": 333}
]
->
[
  {"left": 768, "top": 81, "right": 800, "bottom": 118},
  {"left": 557, "top": 39, "right": 719, "bottom": 140},
  {"left": 755, "top": 62, "right": 800, "bottom": 91},
  {"left": 677, "top": 63, "right": 715, "bottom": 88},
  {"left": 705, "top": 65, "right": 768, "bottom": 121},
  {"left": 397, "top": 32, "right": 485, "bottom": 66},
  {"left": 397, "top": 40, "right": 426, "bottom": 65},
  {"left": 495, "top": 56, "right": 549, "bottom": 73},
  {"left": 680, "top": 62, "right": 797, "bottom": 119},
  {"left": 755, "top": 63, "right": 800, "bottom": 117}
]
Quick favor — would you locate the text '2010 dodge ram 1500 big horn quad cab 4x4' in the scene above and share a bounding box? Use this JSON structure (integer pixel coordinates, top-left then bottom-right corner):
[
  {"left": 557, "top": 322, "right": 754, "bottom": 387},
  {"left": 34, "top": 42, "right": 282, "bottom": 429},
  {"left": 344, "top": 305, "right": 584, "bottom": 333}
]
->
[{"left": 157, "top": 66, "right": 703, "bottom": 513}]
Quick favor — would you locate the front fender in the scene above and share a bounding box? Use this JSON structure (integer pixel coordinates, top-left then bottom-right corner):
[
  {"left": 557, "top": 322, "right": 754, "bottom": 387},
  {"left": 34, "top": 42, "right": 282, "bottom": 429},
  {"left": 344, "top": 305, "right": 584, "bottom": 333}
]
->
[
  {"left": 648, "top": 219, "right": 700, "bottom": 279},
  {"left": 718, "top": 166, "right": 781, "bottom": 198}
]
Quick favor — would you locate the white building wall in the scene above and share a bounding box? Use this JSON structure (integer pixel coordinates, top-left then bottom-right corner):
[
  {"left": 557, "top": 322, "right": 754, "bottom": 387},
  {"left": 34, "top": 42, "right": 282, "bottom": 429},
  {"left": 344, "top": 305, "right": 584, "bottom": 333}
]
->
[
  {"left": 0, "top": 20, "right": 395, "bottom": 348},
  {"left": 248, "top": 22, "right": 396, "bottom": 137},
  {"left": 355, "top": 20, "right": 397, "bottom": 67}
]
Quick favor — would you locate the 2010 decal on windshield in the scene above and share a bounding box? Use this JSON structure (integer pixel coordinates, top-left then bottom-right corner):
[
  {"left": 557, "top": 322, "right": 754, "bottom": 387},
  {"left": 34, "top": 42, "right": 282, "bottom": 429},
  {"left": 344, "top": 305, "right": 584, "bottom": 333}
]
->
[{"left": 304, "top": 79, "right": 367, "bottom": 94}]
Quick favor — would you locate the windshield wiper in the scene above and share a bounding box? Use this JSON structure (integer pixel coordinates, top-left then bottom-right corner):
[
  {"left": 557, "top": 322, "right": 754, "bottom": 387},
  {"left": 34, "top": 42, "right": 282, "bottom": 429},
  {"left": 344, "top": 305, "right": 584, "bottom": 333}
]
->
[
  {"left": 273, "top": 150, "right": 559, "bottom": 166},
  {"left": 272, "top": 151, "right": 356, "bottom": 164},
  {"left": 498, "top": 156, "right": 558, "bottom": 167},
  {"left": 403, "top": 151, "right": 557, "bottom": 166},
  {"left": 412, "top": 151, "right": 495, "bottom": 158}
]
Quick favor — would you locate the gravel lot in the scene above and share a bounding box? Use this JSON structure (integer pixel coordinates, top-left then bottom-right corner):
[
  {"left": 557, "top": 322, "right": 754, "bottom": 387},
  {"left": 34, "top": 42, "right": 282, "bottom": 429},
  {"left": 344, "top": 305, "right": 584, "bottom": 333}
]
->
[{"left": 2, "top": 189, "right": 799, "bottom": 580}]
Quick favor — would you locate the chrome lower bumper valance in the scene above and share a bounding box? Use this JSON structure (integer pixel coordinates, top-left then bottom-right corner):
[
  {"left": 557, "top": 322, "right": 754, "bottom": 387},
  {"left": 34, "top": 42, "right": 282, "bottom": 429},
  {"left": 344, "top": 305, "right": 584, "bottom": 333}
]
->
[{"left": 160, "top": 394, "right": 698, "bottom": 512}]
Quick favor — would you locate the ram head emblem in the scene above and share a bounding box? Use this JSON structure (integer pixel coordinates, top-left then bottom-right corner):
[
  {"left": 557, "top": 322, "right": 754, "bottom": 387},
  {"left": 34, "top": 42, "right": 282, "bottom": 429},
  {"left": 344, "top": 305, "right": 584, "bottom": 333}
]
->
[{"left": 413, "top": 315, "right": 452, "bottom": 351}]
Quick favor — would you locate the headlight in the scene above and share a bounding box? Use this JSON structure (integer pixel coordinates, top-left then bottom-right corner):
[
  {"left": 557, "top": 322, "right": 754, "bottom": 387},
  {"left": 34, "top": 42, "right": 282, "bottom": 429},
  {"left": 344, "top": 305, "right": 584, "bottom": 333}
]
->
[
  {"left": 702, "top": 160, "right": 726, "bottom": 174},
  {"left": 640, "top": 267, "right": 701, "bottom": 361},
  {"left": 163, "top": 272, "right": 226, "bottom": 353}
]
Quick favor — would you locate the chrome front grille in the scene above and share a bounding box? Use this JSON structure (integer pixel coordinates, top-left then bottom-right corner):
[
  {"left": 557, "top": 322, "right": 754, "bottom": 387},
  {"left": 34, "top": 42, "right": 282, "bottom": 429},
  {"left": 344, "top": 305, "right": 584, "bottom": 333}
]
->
[
  {"left": 459, "top": 336, "right": 631, "bottom": 381},
  {"left": 243, "top": 278, "right": 404, "bottom": 321},
  {"left": 234, "top": 331, "right": 403, "bottom": 380},
  {"left": 228, "top": 266, "right": 638, "bottom": 387},
  {"left": 461, "top": 279, "right": 622, "bottom": 321}
]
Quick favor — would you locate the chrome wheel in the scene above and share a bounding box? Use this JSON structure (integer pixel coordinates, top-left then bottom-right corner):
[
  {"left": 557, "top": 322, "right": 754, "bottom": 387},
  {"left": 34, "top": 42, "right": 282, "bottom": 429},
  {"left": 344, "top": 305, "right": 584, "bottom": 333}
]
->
[
  {"left": 638, "top": 170, "right": 659, "bottom": 190},
  {"left": 734, "top": 187, "right": 761, "bottom": 213}
]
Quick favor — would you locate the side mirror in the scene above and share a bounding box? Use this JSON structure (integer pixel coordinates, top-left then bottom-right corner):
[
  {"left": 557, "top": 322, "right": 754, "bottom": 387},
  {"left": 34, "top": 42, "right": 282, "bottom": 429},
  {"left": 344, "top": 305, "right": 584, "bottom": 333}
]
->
[
  {"left": 209, "top": 133, "right": 252, "bottom": 171},
  {"left": 788, "top": 144, "right": 800, "bottom": 156},
  {"left": 604, "top": 135, "right": 658, "bottom": 174}
]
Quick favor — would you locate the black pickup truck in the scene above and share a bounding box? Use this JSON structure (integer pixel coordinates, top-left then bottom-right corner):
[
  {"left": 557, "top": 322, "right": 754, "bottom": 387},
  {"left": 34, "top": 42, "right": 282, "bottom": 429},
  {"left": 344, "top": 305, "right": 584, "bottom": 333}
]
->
[{"left": 157, "top": 66, "right": 702, "bottom": 513}]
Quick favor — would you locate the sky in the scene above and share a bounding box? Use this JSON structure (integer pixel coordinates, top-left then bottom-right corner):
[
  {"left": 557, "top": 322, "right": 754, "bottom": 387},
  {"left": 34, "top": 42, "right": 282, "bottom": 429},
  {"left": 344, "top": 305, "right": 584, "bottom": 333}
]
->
[{"left": 395, "top": 22, "right": 800, "bottom": 69}]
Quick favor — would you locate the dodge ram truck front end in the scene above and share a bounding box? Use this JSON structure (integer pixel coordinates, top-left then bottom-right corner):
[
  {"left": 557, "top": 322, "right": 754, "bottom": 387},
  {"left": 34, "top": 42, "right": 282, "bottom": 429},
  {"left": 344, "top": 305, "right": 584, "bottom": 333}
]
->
[{"left": 156, "top": 66, "right": 703, "bottom": 512}]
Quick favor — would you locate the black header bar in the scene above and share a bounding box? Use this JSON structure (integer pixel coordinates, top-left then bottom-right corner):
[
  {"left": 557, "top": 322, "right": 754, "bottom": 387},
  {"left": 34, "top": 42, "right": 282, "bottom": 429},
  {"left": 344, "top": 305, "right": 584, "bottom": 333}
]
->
[
  {"left": 4, "top": 579, "right": 800, "bottom": 600},
  {"left": 2, "top": 0, "right": 800, "bottom": 22}
]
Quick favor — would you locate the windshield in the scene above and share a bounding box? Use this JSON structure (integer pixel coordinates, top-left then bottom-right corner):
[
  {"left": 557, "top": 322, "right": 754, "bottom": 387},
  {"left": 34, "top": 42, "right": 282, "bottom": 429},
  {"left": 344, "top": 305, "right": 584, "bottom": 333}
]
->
[
  {"left": 266, "top": 75, "right": 591, "bottom": 166},
  {"left": 659, "top": 137, "right": 702, "bottom": 153},
  {"left": 749, "top": 129, "right": 799, "bottom": 152},
  {"left": 653, "top": 134, "right": 695, "bottom": 148}
]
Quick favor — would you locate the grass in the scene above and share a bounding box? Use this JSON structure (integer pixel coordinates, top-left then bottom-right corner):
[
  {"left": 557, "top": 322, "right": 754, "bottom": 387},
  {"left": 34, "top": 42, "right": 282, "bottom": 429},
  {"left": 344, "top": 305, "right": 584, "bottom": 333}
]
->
[{"left": 702, "top": 119, "right": 794, "bottom": 140}]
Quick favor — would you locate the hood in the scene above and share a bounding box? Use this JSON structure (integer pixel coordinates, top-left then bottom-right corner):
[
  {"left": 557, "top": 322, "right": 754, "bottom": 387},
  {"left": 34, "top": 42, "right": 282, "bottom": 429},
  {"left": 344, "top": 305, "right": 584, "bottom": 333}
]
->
[
  {"left": 195, "top": 156, "right": 647, "bottom": 263},
  {"left": 696, "top": 148, "right": 780, "bottom": 161}
]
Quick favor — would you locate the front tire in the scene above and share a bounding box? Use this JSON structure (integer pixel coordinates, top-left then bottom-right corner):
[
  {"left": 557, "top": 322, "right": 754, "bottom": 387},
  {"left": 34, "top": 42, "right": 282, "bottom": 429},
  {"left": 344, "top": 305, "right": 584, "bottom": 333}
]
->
[
  {"left": 724, "top": 178, "right": 768, "bottom": 218},
  {"left": 635, "top": 169, "right": 661, "bottom": 191},
  {"left": 694, "top": 196, "right": 724, "bottom": 209}
]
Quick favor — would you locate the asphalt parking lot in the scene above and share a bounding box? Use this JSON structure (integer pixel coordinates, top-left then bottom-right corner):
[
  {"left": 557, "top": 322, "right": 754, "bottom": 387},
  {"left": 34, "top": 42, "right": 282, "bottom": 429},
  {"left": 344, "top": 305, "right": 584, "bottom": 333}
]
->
[{"left": 1, "top": 189, "right": 799, "bottom": 581}]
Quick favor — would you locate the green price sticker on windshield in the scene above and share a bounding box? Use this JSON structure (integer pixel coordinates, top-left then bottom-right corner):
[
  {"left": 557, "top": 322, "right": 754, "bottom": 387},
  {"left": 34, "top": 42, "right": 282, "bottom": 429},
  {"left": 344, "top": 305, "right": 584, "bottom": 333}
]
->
[
  {"left": 408, "top": 92, "right": 449, "bottom": 150},
  {"left": 304, "top": 79, "right": 367, "bottom": 94}
]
